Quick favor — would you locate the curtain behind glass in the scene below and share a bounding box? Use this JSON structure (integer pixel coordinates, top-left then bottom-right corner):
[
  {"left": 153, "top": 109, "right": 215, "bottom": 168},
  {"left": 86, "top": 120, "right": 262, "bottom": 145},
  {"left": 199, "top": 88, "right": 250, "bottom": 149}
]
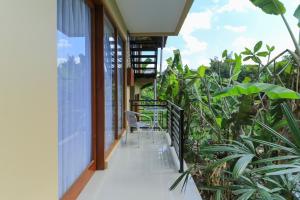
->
[
  {"left": 57, "top": 0, "right": 92, "bottom": 198},
  {"left": 117, "top": 36, "right": 124, "bottom": 133},
  {"left": 104, "top": 16, "right": 116, "bottom": 151}
]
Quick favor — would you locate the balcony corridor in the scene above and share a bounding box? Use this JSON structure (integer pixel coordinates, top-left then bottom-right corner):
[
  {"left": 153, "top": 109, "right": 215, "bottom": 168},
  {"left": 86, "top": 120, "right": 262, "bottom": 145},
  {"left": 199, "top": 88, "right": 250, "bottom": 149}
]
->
[{"left": 77, "top": 131, "right": 202, "bottom": 200}]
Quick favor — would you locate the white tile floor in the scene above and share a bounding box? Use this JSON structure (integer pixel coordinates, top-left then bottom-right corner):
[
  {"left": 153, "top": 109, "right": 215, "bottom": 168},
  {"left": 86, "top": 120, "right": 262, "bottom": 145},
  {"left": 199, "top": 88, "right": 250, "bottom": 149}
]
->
[{"left": 77, "top": 131, "right": 202, "bottom": 200}]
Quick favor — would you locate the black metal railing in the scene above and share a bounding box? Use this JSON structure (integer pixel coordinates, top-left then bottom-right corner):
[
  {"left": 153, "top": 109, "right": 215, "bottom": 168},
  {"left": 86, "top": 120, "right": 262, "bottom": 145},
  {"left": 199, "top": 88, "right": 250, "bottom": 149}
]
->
[
  {"left": 129, "top": 99, "right": 185, "bottom": 172},
  {"left": 130, "top": 100, "right": 168, "bottom": 129},
  {"left": 167, "top": 101, "right": 184, "bottom": 172}
]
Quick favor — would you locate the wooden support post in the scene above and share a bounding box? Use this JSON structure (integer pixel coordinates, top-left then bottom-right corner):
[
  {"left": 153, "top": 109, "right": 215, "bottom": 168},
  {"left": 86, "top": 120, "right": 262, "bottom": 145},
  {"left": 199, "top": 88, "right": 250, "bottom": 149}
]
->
[{"left": 95, "top": 4, "right": 106, "bottom": 170}]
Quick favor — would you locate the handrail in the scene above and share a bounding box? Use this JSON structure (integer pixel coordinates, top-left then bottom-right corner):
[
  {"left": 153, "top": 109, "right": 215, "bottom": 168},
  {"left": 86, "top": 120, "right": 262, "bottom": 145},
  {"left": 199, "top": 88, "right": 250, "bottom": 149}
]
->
[{"left": 167, "top": 100, "right": 184, "bottom": 173}]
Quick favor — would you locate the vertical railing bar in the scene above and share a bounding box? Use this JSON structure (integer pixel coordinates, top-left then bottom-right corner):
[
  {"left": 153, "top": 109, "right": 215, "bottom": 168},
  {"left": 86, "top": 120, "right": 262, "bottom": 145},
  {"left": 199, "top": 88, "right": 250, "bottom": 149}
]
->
[
  {"left": 170, "top": 103, "right": 173, "bottom": 147},
  {"left": 179, "top": 109, "right": 184, "bottom": 173}
]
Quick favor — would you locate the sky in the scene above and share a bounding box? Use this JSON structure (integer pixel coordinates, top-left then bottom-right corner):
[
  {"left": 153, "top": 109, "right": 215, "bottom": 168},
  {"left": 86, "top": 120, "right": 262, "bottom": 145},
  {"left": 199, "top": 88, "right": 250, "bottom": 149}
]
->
[{"left": 162, "top": 0, "right": 300, "bottom": 70}]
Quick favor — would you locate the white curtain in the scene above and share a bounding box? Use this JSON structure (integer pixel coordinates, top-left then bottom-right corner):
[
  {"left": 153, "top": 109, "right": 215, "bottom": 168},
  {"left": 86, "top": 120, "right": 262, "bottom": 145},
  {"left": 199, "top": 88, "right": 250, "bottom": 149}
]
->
[
  {"left": 104, "top": 15, "right": 116, "bottom": 151},
  {"left": 57, "top": 0, "right": 92, "bottom": 198}
]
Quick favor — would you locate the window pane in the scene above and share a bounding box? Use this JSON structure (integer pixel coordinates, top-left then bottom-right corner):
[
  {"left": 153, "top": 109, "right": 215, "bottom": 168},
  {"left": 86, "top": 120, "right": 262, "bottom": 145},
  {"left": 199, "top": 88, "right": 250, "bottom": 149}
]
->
[
  {"left": 117, "top": 36, "right": 124, "bottom": 132},
  {"left": 104, "top": 15, "right": 116, "bottom": 151},
  {"left": 57, "top": 0, "right": 92, "bottom": 198}
]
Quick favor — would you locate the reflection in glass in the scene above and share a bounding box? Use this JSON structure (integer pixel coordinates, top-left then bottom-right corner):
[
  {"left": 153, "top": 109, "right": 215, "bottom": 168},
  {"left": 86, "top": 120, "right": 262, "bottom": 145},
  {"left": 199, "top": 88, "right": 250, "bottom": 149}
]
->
[
  {"left": 57, "top": 0, "right": 91, "bottom": 198},
  {"left": 104, "top": 15, "right": 116, "bottom": 151},
  {"left": 117, "top": 36, "right": 124, "bottom": 133}
]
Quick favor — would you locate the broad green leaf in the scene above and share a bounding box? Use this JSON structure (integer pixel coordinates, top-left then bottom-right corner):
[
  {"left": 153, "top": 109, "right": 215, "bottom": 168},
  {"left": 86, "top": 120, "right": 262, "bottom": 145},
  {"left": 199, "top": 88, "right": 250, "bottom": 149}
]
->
[
  {"left": 197, "top": 65, "right": 208, "bottom": 78},
  {"left": 252, "top": 56, "right": 262, "bottom": 64},
  {"left": 242, "top": 48, "right": 252, "bottom": 55},
  {"left": 216, "top": 117, "right": 222, "bottom": 128},
  {"left": 270, "top": 46, "right": 275, "bottom": 52},
  {"left": 256, "top": 51, "right": 269, "bottom": 57},
  {"left": 294, "top": 5, "right": 300, "bottom": 27},
  {"left": 214, "top": 83, "right": 300, "bottom": 100},
  {"left": 242, "top": 77, "right": 252, "bottom": 83},
  {"left": 243, "top": 56, "right": 252, "bottom": 61},
  {"left": 254, "top": 41, "right": 263, "bottom": 53},
  {"left": 266, "top": 45, "right": 275, "bottom": 52},
  {"left": 250, "top": 0, "right": 286, "bottom": 15},
  {"left": 142, "top": 58, "right": 153, "bottom": 69},
  {"left": 222, "top": 50, "right": 228, "bottom": 58},
  {"left": 232, "top": 54, "right": 242, "bottom": 81},
  {"left": 233, "top": 154, "right": 255, "bottom": 178}
]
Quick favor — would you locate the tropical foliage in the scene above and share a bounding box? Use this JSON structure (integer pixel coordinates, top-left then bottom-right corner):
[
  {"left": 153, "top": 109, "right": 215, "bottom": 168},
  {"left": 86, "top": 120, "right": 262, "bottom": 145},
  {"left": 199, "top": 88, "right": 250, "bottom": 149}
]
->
[{"left": 160, "top": 1, "right": 300, "bottom": 199}]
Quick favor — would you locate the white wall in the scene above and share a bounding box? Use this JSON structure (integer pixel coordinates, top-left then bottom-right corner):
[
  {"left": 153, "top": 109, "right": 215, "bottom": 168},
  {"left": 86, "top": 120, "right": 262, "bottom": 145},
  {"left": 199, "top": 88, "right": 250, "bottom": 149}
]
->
[{"left": 0, "top": 1, "right": 57, "bottom": 199}]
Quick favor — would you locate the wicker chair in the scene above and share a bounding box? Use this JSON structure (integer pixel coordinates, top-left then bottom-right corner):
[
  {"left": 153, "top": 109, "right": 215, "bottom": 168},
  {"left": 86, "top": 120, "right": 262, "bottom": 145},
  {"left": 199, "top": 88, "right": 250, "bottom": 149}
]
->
[{"left": 125, "top": 111, "right": 154, "bottom": 146}]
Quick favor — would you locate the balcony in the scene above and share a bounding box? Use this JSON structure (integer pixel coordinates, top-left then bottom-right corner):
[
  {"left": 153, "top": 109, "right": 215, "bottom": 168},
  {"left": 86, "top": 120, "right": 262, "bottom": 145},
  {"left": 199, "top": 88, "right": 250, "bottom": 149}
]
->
[
  {"left": 77, "top": 100, "right": 202, "bottom": 200},
  {"left": 77, "top": 132, "right": 201, "bottom": 200}
]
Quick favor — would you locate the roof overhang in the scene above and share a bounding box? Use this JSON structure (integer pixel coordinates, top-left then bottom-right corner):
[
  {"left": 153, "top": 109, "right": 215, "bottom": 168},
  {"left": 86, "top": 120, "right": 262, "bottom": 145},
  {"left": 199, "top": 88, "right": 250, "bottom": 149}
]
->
[{"left": 115, "top": 0, "right": 193, "bottom": 36}]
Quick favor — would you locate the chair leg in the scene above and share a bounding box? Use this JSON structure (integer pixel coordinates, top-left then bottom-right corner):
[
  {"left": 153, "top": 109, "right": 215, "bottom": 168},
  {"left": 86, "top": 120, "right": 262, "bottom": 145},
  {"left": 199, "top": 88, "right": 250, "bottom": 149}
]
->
[
  {"left": 152, "top": 129, "right": 155, "bottom": 144},
  {"left": 137, "top": 129, "right": 140, "bottom": 148}
]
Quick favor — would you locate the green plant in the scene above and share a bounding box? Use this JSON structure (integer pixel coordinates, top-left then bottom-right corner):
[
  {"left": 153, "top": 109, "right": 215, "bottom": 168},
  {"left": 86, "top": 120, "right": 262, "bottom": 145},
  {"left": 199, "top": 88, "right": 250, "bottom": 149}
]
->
[{"left": 164, "top": 45, "right": 300, "bottom": 199}]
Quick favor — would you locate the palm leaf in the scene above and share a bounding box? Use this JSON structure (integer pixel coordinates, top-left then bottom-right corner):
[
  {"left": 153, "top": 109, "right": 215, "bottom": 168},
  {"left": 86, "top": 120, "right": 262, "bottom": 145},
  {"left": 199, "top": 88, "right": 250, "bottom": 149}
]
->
[
  {"left": 252, "top": 155, "right": 300, "bottom": 164},
  {"left": 169, "top": 169, "right": 190, "bottom": 191},
  {"left": 266, "top": 167, "right": 300, "bottom": 176},
  {"left": 281, "top": 103, "right": 300, "bottom": 148},
  {"left": 208, "top": 154, "right": 243, "bottom": 170},
  {"left": 244, "top": 137, "right": 297, "bottom": 154},
  {"left": 201, "top": 145, "right": 249, "bottom": 154},
  {"left": 236, "top": 189, "right": 255, "bottom": 200},
  {"left": 233, "top": 154, "right": 255, "bottom": 178},
  {"left": 256, "top": 120, "right": 297, "bottom": 148},
  {"left": 252, "top": 164, "right": 299, "bottom": 173}
]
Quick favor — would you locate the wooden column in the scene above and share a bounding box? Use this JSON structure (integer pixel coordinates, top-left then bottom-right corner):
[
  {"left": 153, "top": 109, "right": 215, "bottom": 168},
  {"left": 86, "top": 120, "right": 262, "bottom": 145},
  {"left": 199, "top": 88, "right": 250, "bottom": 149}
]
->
[
  {"left": 95, "top": 4, "right": 106, "bottom": 170},
  {"left": 123, "top": 40, "right": 127, "bottom": 129}
]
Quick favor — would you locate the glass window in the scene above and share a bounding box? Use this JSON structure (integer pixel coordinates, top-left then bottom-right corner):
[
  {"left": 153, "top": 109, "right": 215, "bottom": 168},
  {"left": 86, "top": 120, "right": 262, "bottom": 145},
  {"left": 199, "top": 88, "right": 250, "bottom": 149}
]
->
[
  {"left": 117, "top": 36, "right": 124, "bottom": 133},
  {"left": 57, "top": 0, "right": 92, "bottom": 198},
  {"left": 104, "top": 15, "right": 116, "bottom": 151}
]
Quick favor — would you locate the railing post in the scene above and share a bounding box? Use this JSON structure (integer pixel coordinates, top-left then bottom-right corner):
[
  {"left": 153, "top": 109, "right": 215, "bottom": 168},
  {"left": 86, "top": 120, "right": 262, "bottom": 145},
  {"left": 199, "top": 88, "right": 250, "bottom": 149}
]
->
[
  {"left": 170, "top": 104, "right": 173, "bottom": 147},
  {"left": 179, "top": 109, "right": 184, "bottom": 173}
]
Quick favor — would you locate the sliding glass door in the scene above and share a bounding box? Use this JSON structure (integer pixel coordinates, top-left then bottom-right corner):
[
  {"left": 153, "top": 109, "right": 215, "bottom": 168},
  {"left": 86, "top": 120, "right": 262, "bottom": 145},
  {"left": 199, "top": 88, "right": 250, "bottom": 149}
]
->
[
  {"left": 104, "top": 15, "right": 116, "bottom": 151},
  {"left": 57, "top": 0, "right": 92, "bottom": 198},
  {"left": 117, "top": 36, "right": 124, "bottom": 133}
]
